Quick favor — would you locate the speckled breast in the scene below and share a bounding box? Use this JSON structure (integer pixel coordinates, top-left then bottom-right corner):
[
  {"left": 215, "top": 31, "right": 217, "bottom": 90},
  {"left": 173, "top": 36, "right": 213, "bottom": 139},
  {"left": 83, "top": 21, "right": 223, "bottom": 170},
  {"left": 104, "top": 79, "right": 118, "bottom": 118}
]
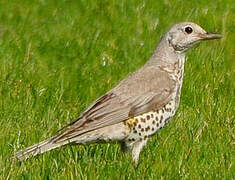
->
[{"left": 124, "top": 98, "right": 177, "bottom": 142}]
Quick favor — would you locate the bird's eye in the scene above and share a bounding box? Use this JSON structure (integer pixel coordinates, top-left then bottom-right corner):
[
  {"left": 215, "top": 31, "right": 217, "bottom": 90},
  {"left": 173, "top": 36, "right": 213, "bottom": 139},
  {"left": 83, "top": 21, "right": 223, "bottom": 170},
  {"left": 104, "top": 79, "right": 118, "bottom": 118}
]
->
[{"left": 185, "top": 26, "right": 193, "bottom": 34}]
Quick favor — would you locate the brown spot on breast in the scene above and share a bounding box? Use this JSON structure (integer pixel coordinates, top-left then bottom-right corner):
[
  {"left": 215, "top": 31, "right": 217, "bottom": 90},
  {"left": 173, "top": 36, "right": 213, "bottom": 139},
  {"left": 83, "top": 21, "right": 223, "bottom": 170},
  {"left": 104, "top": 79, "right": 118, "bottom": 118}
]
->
[
  {"left": 141, "top": 118, "right": 146, "bottom": 123},
  {"left": 165, "top": 117, "right": 171, "bottom": 124},
  {"left": 151, "top": 114, "right": 154, "bottom": 118},
  {"left": 141, "top": 128, "right": 144, "bottom": 132},
  {"left": 147, "top": 115, "right": 150, "bottom": 120},
  {"left": 152, "top": 120, "right": 156, "bottom": 124},
  {"left": 138, "top": 124, "right": 141, "bottom": 129},
  {"left": 133, "top": 121, "right": 137, "bottom": 126},
  {"left": 128, "top": 122, "right": 133, "bottom": 129},
  {"left": 135, "top": 118, "right": 139, "bottom": 123},
  {"left": 145, "top": 126, "right": 150, "bottom": 131}
]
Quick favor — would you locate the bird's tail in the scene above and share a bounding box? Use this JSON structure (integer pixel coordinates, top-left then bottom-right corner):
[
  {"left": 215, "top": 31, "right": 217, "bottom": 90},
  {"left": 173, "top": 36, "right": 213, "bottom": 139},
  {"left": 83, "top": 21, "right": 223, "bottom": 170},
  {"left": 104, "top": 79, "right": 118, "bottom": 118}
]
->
[{"left": 14, "top": 136, "right": 70, "bottom": 161}]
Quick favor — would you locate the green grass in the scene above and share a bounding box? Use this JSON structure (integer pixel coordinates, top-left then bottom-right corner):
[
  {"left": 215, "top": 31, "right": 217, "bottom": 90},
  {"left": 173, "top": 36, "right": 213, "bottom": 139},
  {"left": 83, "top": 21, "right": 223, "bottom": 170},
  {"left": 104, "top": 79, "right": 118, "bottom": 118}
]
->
[{"left": 0, "top": 0, "right": 234, "bottom": 179}]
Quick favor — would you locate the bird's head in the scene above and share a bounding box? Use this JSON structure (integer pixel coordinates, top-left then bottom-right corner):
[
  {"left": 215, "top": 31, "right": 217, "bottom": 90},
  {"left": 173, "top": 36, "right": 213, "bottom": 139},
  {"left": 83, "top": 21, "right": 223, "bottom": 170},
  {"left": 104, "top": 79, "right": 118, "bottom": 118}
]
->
[{"left": 166, "top": 22, "right": 222, "bottom": 53}]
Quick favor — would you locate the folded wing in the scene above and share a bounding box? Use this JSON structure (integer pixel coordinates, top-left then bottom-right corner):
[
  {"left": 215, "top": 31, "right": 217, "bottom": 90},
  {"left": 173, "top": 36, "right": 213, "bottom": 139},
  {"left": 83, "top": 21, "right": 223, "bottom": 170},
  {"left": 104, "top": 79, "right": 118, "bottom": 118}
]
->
[{"left": 51, "top": 66, "right": 176, "bottom": 143}]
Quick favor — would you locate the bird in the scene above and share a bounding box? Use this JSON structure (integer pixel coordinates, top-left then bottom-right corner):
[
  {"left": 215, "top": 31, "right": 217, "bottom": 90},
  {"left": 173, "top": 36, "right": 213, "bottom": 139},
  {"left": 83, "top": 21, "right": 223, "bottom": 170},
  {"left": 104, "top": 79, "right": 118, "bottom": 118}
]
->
[{"left": 14, "top": 22, "right": 221, "bottom": 164}]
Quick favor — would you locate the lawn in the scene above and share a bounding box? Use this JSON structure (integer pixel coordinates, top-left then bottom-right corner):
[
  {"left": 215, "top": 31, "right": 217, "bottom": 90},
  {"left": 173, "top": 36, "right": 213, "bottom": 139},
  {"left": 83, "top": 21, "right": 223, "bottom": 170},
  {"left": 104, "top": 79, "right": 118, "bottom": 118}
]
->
[{"left": 0, "top": 0, "right": 234, "bottom": 179}]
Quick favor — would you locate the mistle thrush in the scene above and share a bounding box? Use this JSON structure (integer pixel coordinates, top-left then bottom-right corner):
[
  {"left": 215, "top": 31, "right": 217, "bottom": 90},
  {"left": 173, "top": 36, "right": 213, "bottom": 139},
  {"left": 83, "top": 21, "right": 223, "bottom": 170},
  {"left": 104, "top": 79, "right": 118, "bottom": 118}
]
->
[{"left": 14, "top": 22, "right": 221, "bottom": 164}]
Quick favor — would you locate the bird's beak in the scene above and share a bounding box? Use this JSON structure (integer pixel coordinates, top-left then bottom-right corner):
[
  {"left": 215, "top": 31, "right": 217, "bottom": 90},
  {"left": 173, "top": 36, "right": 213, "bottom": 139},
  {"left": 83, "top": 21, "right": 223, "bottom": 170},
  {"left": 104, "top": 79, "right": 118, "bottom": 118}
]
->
[{"left": 199, "top": 33, "right": 222, "bottom": 40}]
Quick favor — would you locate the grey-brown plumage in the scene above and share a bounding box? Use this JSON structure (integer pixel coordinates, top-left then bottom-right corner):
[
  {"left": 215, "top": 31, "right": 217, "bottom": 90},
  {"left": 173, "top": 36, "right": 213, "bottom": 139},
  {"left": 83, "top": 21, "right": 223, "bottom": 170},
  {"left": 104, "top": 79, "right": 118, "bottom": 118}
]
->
[{"left": 14, "top": 22, "right": 221, "bottom": 164}]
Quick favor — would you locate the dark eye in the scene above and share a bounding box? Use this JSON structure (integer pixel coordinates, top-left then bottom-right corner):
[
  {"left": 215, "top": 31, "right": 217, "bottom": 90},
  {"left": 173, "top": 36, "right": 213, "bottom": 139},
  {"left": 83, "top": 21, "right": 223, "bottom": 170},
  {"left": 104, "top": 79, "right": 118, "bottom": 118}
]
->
[{"left": 185, "top": 26, "right": 193, "bottom": 34}]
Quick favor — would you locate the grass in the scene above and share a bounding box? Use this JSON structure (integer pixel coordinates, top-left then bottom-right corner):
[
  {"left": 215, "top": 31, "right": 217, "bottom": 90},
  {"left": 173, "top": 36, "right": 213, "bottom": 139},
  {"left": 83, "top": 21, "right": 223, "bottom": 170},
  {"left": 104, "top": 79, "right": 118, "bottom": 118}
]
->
[{"left": 0, "top": 0, "right": 234, "bottom": 179}]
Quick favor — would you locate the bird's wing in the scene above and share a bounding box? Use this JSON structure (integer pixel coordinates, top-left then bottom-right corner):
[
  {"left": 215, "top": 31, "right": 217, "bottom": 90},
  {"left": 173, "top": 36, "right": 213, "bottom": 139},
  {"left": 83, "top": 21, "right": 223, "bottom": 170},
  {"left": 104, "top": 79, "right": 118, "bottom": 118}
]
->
[{"left": 52, "top": 66, "right": 176, "bottom": 143}]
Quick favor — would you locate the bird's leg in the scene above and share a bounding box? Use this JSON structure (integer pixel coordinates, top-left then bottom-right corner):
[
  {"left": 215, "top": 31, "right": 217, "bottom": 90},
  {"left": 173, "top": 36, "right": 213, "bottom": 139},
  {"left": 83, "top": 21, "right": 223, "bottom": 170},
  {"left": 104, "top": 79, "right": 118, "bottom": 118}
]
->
[
  {"left": 120, "top": 141, "right": 131, "bottom": 153},
  {"left": 131, "top": 138, "right": 148, "bottom": 165}
]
